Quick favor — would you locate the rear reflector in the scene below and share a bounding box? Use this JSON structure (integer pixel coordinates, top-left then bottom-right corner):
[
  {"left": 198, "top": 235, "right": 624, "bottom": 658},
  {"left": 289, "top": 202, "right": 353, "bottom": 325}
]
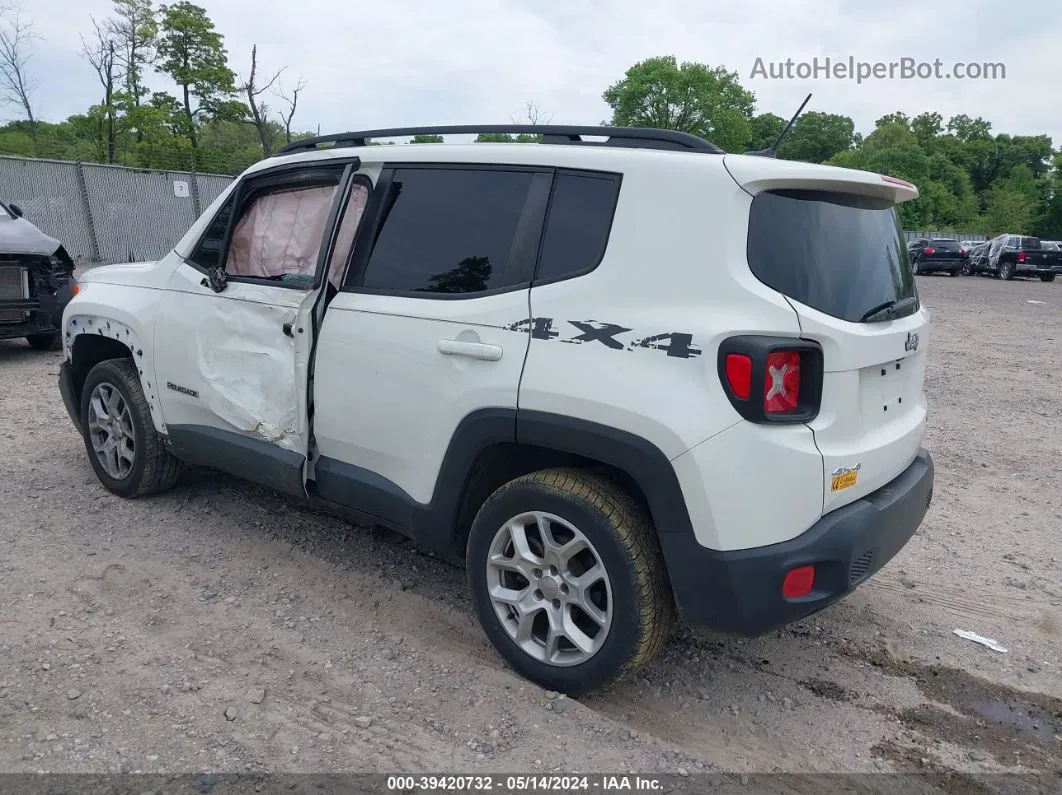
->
[
  {"left": 764, "top": 351, "right": 800, "bottom": 413},
  {"left": 724, "top": 354, "right": 752, "bottom": 399},
  {"left": 782, "top": 565, "right": 815, "bottom": 598}
]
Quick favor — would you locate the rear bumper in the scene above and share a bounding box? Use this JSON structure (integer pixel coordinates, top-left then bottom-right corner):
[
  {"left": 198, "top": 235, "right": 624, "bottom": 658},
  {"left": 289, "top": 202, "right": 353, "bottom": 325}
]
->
[
  {"left": 58, "top": 359, "right": 81, "bottom": 429},
  {"left": 661, "top": 448, "right": 934, "bottom": 634},
  {"left": 917, "top": 259, "right": 963, "bottom": 271}
]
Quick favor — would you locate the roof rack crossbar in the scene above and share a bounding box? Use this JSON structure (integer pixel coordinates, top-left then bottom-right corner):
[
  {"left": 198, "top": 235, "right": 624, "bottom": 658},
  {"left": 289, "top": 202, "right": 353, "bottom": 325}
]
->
[{"left": 276, "top": 125, "right": 724, "bottom": 155}]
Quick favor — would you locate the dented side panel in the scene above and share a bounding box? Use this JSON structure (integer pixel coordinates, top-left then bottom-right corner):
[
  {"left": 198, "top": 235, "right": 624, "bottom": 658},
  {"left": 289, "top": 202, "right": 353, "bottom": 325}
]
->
[{"left": 152, "top": 259, "right": 312, "bottom": 453}]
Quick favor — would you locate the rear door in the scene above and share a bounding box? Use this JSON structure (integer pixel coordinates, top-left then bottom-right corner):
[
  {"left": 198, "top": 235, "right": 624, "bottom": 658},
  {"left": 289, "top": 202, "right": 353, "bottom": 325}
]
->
[
  {"left": 310, "top": 164, "right": 551, "bottom": 519},
  {"left": 739, "top": 179, "right": 928, "bottom": 513}
]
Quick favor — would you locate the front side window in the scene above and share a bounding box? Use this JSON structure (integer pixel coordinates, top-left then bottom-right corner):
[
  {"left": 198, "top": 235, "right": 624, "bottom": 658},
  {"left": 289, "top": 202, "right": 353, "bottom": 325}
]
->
[{"left": 358, "top": 167, "right": 538, "bottom": 295}]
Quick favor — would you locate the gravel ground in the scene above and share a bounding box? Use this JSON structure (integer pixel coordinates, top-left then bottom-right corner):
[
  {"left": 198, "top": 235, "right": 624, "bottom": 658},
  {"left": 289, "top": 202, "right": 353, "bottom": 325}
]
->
[{"left": 1, "top": 274, "right": 1060, "bottom": 786}]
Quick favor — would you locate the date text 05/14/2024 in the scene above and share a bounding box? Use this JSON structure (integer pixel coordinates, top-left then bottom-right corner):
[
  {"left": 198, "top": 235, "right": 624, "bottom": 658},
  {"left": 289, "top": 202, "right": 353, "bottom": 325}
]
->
[{"left": 385, "top": 775, "right": 664, "bottom": 791}]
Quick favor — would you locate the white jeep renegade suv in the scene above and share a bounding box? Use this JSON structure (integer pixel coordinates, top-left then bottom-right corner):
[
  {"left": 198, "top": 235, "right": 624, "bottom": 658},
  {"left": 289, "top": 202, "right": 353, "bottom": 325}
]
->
[{"left": 58, "top": 125, "right": 934, "bottom": 695}]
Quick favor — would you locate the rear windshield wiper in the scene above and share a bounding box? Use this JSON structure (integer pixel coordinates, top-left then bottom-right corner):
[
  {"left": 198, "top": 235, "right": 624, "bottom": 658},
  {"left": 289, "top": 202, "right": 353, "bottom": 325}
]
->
[{"left": 860, "top": 295, "right": 918, "bottom": 323}]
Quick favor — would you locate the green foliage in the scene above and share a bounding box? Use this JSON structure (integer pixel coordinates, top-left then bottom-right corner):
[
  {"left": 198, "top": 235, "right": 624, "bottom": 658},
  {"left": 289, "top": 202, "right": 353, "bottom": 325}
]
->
[
  {"left": 777, "top": 112, "right": 855, "bottom": 163},
  {"left": 156, "top": 1, "right": 240, "bottom": 144},
  {"left": 410, "top": 134, "right": 444, "bottom": 143},
  {"left": 602, "top": 55, "right": 756, "bottom": 153},
  {"left": 747, "top": 113, "right": 785, "bottom": 152}
]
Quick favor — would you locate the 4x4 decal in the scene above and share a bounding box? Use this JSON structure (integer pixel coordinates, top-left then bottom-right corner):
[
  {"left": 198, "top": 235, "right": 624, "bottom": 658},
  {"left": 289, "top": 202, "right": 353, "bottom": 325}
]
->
[{"left": 505, "top": 317, "right": 702, "bottom": 359}]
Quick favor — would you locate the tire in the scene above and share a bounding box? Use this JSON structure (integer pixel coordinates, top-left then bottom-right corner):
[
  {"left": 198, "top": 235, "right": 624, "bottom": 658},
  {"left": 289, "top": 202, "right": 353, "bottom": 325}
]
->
[
  {"left": 912, "top": 260, "right": 922, "bottom": 275},
  {"left": 999, "top": 261, "right": 1014, "bottom": 281},
  {"left": 1041, "top": 273, "right": 1056, "bottom": 283},
  {"left": 949, "top": 268, "right": 960, "bottom": 276},
  {"left": 26, "top": 331, "right": 62, "bottom": 351},
  {"left": 466, "top": 468, "right": 673, "bottom": 696},
  {"left": 961, "top": 261, "right": 973, "bottom": 276},
  {"left": 79, "top": 358, "right": 182, "bottom": 498}
]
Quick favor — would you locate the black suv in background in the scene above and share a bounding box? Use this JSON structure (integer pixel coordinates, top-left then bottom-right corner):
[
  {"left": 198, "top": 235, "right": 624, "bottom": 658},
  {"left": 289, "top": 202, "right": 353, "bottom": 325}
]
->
[{"left": 910, "top": 238, "right": 965, "bottom": 276}]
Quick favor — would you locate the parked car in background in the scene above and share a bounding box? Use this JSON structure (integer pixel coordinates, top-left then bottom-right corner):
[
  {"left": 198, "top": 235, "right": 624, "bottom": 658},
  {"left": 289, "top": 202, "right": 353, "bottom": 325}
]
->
[
  {"left": 906, "top": 238, "right": 929, "bottom": 262},
  {"left": 967, "top": 234, "right": 1062, "bottom": 281},
  {"left": 1041, "top": 241, "right": 1060, "bottom": 252},
  {"left": 911, "top": 238, "right": 964, "bottom": 276},
  {"left": 962, "top": 241, "right": 990, "bottom": 275},
  {"left": 0, "top": 200, "right": 77, "bottom": 350},
  {"left": 959, "top": 240, "right": 983, "bottom": 251}
]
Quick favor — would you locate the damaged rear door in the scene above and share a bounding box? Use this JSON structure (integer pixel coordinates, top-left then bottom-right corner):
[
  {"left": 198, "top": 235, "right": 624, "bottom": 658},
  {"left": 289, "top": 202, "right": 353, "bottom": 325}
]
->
[{"left": 152, "top": 159, "right": 372, "bottom": 496}]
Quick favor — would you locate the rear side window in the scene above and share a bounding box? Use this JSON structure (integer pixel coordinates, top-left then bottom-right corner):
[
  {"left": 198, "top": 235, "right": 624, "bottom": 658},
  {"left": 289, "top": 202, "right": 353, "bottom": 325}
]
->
[
  {"left": 747, "top": 189, "right": 915, "bottom": 324},
  {"left": 535, "top": 171, "right": 621, "bottom": 282},
  {"left": 359, "top": 167, "right": 540, "bottom": 295}
]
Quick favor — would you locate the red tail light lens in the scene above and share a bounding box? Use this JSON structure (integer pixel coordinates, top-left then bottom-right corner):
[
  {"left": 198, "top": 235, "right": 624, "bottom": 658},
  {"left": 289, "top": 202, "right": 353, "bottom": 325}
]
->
[
  {"left": 724, "top": 354, "right": 752, "bottom": 399},
  {"left": 922, "top": 247, "right": 935, "bottom": 255},
  {"left": 959, "top": 247, "right": 966, "bottom": 255},
  {"left": 782, "top": 565, "right": 815, "bottom": 598},
  {"left": 764, "top": 351, "right": 800, "bottom": 414},
  {"left": 1017, "top": 251, "right": 1026, "bottom": 263}
]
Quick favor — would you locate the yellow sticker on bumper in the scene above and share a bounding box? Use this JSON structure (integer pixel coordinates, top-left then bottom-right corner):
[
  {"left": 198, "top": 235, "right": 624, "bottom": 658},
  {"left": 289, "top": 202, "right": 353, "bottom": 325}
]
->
[{"left": 831, "top": 471, "right": 858, "bottom": 492}]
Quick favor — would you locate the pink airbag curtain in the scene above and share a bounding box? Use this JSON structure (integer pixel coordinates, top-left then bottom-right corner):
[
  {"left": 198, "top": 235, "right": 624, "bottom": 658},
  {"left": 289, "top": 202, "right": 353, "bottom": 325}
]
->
[{"left": 225, "top": 183, "right": 370, "bottom": 288}]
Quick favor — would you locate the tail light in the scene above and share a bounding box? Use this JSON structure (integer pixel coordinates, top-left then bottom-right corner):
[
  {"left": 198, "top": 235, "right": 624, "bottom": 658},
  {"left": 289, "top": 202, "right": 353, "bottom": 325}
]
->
[
  {"left": 922, "top": 247, "right": 935, "bottom": 255},
  {"left": 718, "top": 336, "right": 823, "bottom": 424},
  {"left": 959, "top": 247, "right": 966, "bottom": 255},
  {"left": 1017, "top": 251, "right": 1026, "bottom": 264}
]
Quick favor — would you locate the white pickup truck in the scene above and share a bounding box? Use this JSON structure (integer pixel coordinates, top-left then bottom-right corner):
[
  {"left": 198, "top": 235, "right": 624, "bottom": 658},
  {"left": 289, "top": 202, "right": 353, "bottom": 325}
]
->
[{"left": 58, "top": 125, "right": 934, "bottom": 695}]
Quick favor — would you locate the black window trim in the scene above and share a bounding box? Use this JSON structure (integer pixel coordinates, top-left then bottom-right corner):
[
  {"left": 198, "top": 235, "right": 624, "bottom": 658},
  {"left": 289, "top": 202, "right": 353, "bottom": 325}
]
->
[
  {"left": 530, "top": 167, "right": 623, "bottom": 288},
  {"left": 340, "top": 162, "right": 555, "bottom": 301},
  {"left": 184, "top": 157, "right": 362, "bottom": 292}
]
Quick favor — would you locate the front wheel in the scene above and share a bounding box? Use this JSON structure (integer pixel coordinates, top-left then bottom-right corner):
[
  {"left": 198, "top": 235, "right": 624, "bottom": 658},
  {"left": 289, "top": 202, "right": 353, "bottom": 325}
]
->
[
  {"left": 466, "top": 469, "right": 673, "bottom": 696},
  {"left": 1041, "top": 273, "right": 1056, "bottom": 283},
  {"left": 80, "top": 358, "right": 182, "bottom": 498},
  {"left": 26, "top": 332, "right": 62, "bottom": 351}
]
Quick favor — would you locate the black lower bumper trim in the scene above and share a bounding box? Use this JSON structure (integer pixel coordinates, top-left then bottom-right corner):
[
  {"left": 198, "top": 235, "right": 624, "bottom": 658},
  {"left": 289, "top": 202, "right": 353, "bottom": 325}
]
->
[
  {"left": 660, "top": 449, "right": 934, "bottom": 635},
  {"left": 58, "top": 360, "right": 81, "bottom": 429}
]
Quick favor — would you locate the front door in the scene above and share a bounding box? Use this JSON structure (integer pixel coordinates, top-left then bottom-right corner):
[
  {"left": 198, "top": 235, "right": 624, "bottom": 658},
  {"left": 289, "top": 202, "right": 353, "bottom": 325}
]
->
[{"left": 152, "top": 160, "right": 372, "bottom": 495}]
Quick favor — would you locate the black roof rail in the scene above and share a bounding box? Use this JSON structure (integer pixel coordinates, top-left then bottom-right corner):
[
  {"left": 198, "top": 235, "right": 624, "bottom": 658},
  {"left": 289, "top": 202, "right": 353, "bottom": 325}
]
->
[{"left": 276, "top": 125, "right": 725, "bottom": 156}]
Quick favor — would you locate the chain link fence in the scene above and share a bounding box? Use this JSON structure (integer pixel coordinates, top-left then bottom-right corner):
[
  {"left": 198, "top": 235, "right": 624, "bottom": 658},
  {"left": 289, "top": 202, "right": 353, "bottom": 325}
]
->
[{"left": 0, "top": 155, "right": 233, "bottom": 265}]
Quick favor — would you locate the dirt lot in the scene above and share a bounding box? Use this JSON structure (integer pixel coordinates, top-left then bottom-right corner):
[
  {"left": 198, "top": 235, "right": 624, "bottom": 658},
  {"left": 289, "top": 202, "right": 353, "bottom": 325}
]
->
[{"left": 1, "top": 274, "right": 1060, "bottom": 786}]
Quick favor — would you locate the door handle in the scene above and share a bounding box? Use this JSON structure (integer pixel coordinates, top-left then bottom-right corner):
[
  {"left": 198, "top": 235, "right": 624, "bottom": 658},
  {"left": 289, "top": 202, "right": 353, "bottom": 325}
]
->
[{"left": 437, "top": 339, "right": 503, "bottom": 361}]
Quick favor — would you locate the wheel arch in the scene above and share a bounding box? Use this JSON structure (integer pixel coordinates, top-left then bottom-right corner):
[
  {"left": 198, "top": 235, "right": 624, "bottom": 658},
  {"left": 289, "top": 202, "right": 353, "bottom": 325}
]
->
[
  {"left": 431, "top": 409, "right": 695, "bottom": 559},
  {"left": 66, "top": 313, "right": 164, "bottom": 433}
]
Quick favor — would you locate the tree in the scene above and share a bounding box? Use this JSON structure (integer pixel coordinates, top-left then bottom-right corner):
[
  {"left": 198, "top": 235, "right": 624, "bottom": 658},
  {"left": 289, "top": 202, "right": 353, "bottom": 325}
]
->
[
  {"left": 156, "top": 1, "right": 239, "bottom": 149},
  {"left": 777, "top": 112, "right": 855, "bottom": 163},
  {"left": 0, "top": 3, "right": 39, "bottom": 148},
  {"left": 746, "top": 112, "right": 784, "bottom": 152},
  {"left": 946, "top": 114, "right": 992, "bottom": 142},
  {"left": 410, "top": 134, "right": 443, "bottom": 143},
  {"left": 274, "top": 75, "right": 305, "bottom": 145},
  {"left": 81, "top": 17, "right": 119, "bottom": 161},
  {"left": 602, "top": 56, "right": 755, "bottom": 152},
  {"left": 240, "top": 44, "right": 283, "bottom": 156},
  {"left": 109, "top": 0, "right": 156, "bottom": 109}
]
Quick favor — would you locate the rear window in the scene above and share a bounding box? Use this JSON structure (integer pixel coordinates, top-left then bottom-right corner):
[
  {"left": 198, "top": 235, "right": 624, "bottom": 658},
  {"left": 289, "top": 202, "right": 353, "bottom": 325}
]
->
[
  {"left": 1020, "top": 237, "right": 1041, "bottom": 249},
  {"left": 931, "top": 240, "right": 960, "bottom": 250},
  {"left": 747, "top": 189, "right": 916, "bottom": 323}
]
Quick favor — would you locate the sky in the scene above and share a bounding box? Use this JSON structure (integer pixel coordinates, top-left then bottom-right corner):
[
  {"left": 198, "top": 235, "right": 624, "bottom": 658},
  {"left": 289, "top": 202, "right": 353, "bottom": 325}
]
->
[{"left": 12, "top": 0, "right": 1061, "bottom": 148}]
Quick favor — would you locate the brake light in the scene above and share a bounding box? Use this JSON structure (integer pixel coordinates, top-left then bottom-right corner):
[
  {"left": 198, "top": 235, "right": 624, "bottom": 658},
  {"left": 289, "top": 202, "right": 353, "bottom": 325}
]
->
[
  {"left": 881, "top": 175, "right": 914, "bottom": 188},
  {"left": 1017, "top": 251, "right": 1026, "bottom": 264},
  {"left": 724, "top": 354, "right": 752, "bottom": 399},
  {"left": 959, "top": 247, "right": 966, "bottom": 255},
  {"left": 922, "top": 247, "right": 935, "bottom": 255},
  {"left": 717, "top": 336, "right": 823, "bottom": 424},
  {"left": 782, "top": 565, "right": 816, "bottom": 598},
  {"left": 764, "top": 351, "right": 800, "bottom": 413}
]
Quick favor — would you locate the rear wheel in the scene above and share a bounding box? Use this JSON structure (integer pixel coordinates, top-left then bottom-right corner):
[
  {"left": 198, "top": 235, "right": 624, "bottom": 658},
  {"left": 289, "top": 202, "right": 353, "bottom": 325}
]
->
[
  {"left": 466, "top": 468, "right": 673, "bottom": 696},
  {"left": 26, "top": 332, "right": 62, "bottom": 351},
  {"left": 1041, "top": 273, "right": 1056, "bottom": 283},
  {"left": 80, "top": 358, "right": 182, "bottom": 498},
  {"left": 912, "top": 260, "right": 922, "bottom": 275},
  {"left": 999, "top": 261, "right": 1014, "bottom": 280}
]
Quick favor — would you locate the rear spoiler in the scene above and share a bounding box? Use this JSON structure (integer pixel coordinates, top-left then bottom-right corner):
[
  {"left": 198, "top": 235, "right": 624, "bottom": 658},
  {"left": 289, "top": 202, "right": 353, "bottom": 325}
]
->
[{"left": 723, "top": 155, "right": 919, "bottom": 204}]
